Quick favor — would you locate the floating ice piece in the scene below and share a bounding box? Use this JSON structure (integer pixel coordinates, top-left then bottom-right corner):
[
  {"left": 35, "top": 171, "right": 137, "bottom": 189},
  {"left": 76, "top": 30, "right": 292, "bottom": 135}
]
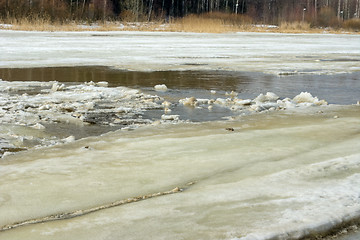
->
[
  {"left": 196, "top": 99, "right": 210, "bottom": 105},
  {"left": 84, "top": 81, "right": 96, "bottom": 86},
  {"left": 215, "top": 98, "right": 227, "bottom": 105},
  {"left": 51, "top": 82, "right": 65, "bottom": 92},
  {"left": 254, "top": 92, "right": 279, "bottom": 103},
  {"left": 234, "top": 99, "right": 252, "bottom": 106},
  {"left": 293, "top": 92, "right": 327, "bottom": 105},
  {"left": 180, "top": 97, "right": 197, "bottom": 106},
  {"left": 39, "top": 104, "right": 51, "bottom": 110},
  {"left": 210, "top": 90, "right": 217, "bottom": 94},
  {"left": 277, "top": 99, "right": 296, "bottom": 109},
  {"left": 63, "top": 136, "right": 75, "bottom": 143},
  {"left": 31, "top": 123, "right": 45, "bottom": 130},
  {"left": 96, "top": 81, "right": 108, "bottom": 87},
  {"left": 251, "top": 102, "right": 279, "bottom": 112},
  {"left": 162, "top": 101, "right": 171, "bottom": 108},
  {"left": 225, "top": 91, "right": 238, "bottom": 98},
  {"left": 161, "top": 114, "right": 180, "bottom": 121},
  {"left": 154, "top": 84, "right": 168, "bottom": 91},
  {"left": 265, "top": 92, "right": 280, "bottom": 102}
]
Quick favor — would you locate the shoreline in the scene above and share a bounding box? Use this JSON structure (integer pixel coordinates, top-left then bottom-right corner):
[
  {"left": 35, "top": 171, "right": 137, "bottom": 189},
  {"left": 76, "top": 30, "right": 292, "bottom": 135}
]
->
[{"left": 0, "top": 22, "right": 359, "bottom": 35}]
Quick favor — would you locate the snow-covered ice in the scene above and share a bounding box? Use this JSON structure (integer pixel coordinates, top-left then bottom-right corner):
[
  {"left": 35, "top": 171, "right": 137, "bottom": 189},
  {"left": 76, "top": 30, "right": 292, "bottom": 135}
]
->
[{"left": 0, "top": 30, "right": 359, "bottom": 74}]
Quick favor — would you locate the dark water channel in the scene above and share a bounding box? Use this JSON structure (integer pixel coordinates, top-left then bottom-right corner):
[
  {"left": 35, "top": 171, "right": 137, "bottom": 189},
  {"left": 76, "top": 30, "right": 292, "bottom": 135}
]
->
[{"left": 1, "top": 66, "right": 359, "bottom": 105}]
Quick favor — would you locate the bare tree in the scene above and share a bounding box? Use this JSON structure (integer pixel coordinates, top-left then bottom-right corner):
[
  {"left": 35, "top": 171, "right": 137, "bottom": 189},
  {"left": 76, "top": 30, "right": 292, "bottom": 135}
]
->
[{"left": 337, "top": 0, "right": 342, "bottom": 19}]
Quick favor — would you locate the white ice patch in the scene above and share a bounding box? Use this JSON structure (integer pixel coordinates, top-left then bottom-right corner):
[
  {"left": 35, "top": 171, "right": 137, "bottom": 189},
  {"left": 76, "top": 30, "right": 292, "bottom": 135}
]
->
[
  {"left": 178, "top": 91, "right": 327, "bottom": 114},
  {"left": 0, "top": 80, "right": 163, "bottom": 127}
]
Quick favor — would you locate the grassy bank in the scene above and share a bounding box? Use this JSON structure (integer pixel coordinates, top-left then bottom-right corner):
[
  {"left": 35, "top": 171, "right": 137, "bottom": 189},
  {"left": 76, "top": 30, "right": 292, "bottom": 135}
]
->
[{"left": 1, "top": 13, "right": 360, "bottom": 34}]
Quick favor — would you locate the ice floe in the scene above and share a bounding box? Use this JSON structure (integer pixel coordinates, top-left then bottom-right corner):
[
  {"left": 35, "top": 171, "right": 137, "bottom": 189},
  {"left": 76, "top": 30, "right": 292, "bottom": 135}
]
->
[
  {"left": 0, "top": 80, "right": 163, "bottom": 127},
  {"left": 154, "top": 84, "right": 168, "bottom": 91},
  {"left": 178, "top": 91, "right": 327, "bottom": 115},
  {"left": 0, "top": 79, "right": 167, "bottom": 156}
]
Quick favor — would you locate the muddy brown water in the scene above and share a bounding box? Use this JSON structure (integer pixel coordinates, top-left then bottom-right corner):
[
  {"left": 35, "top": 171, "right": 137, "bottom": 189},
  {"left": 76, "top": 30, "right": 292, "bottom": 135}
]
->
[{"left": 1, "top": 66, "right": 359, "bottom": 105}]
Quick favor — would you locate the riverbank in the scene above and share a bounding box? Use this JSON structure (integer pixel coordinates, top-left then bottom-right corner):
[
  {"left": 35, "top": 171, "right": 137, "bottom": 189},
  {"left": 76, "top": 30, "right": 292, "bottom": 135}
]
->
[{"left": 0, "top": 20, "right": 359, "bottom": 34}]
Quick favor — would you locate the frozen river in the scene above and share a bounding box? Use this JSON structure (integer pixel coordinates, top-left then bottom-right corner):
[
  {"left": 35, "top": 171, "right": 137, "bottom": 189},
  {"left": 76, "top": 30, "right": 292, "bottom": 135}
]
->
[
  {"left": 1, "top": 30, "right": 360, "bottom": 74},
  {"left": 0, "top": 30, "right": 360, "bottom": 240}
]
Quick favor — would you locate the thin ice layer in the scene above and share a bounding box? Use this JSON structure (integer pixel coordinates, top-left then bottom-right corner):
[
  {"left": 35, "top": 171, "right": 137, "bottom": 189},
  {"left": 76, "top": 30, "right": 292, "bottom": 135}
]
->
[
  {"left": 0, "top": 105, "right": 359, "bottom": 239},
  {"left": 0, "top": 31, "right": 359, "bottom": 74}
]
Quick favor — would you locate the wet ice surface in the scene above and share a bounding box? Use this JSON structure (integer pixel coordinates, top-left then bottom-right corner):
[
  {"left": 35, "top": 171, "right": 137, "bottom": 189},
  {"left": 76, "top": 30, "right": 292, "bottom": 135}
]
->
[
  {"left": 0, "top": 106, "right": 360, "bottom": 240},
  {"left": 0, "top": 30, "right": 360, "bottom": 240}
]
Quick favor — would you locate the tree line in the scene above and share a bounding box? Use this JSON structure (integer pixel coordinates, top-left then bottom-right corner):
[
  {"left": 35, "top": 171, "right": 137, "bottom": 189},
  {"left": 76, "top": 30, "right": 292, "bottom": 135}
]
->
[{"left": 1, "top": 0, "right": 359, "bottom": 24}]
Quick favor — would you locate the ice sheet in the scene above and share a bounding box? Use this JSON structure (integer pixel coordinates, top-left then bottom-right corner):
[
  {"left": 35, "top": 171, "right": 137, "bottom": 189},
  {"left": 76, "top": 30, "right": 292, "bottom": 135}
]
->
[
  {"left": 0, "top": 31, "right": 359, "bottom": 74},
  {"left": 0, "top": 105, "right": 359, "bottom": 239}
]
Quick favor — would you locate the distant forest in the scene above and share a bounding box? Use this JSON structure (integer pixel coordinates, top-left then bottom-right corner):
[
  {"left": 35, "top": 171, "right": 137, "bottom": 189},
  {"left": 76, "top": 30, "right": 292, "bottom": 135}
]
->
[{"left": 1, "top": 0, "right": 360, "bottom": 24}]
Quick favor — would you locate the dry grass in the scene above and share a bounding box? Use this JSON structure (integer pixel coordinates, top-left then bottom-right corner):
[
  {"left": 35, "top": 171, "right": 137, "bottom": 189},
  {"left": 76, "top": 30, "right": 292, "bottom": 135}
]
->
[
  {"left": 2, "top": 17, "right": 81, "bottom": 31},
  {"left": 1, "top": 14, "right": 359, "bottom": 34},
  {"left": 169, "top": 14, "right": 231, "bottom": 33},
  {"left": 279, "top": 21, "right": 311, "bottom": 32},
  {"left": 0, "top": 17, "right": 168, "bottom": 32},
  {"left": 343, "top": 18, "right": 360, "bottom": 31},
  {"left": 169, "top": 12, "right": 254, "bottom": 33}
]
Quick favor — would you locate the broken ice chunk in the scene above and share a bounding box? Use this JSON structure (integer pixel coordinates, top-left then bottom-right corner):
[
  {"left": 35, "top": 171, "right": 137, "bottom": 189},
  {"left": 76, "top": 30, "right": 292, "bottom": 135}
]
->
[
  {"left": 154, "top": 84, "right": 168, "bottom": 91},
  {"left": 293, "top": 92, "right": 327, "bottom": 105}
]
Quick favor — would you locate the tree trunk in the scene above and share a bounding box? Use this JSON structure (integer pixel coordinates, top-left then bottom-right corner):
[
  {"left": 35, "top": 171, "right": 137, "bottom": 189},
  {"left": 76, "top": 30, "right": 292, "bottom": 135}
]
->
[
  {"left": 148, "top": 0, "right": 153, "bottom": 21},
  {"left": 82, "top": 0, "right": 86, "bottom": 15},
  {"left": 337, "top": 0, "right": 342, "bottom": 19},
  {"left": 136, "top": 0, "right": 139, "bottom": 21},
  {"left": 103, "top": 0, "right": 107, "bottom": 21}
]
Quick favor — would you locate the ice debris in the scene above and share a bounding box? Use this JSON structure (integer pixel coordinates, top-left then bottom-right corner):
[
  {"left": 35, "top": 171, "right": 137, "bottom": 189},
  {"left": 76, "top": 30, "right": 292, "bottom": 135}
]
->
[
  {"left": 51, "top": 82, "right": 65, "bottom": 92},
  {"left": 161, "top": 114, "right": 180, "bottom": 121},
  {"left": 178, "top": 91, "right": 327, "bottom": 114},
  {"left": 292, "top": 92, "right": 328, "bottom": 106},
  {"left": 0, "top": 80, "right": 164, "bottom": 127}
]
